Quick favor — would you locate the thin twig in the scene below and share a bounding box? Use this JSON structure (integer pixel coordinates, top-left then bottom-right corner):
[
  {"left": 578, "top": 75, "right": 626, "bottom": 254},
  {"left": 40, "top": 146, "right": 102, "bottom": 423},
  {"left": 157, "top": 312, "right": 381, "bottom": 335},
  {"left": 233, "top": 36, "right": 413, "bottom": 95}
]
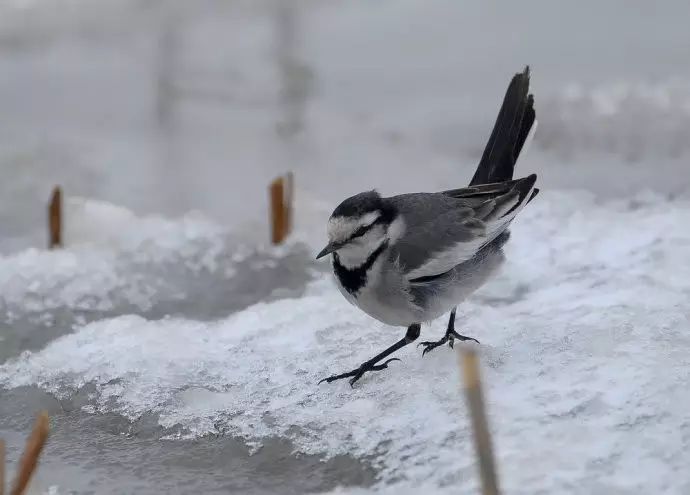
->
[
  {"left": 48, "top": 186, "right": 62, "bottom": 249},
  {"left": 459, "top": 348, "right": 501, "bottom": 495},
  {"left": 284, "top": 171, "right": 294, "bottom": 237},
  {"left": 10, "top": 412, "right": 50, "bottom": 495},
  {"left": 269, "top": 176, "right": 286, "bottom": 244},
  {"left": 269, "top": 174, "right": 294, "bottom": 245},
  {"left": 1, "top": 439, "right": 5, "bottom": 495}
]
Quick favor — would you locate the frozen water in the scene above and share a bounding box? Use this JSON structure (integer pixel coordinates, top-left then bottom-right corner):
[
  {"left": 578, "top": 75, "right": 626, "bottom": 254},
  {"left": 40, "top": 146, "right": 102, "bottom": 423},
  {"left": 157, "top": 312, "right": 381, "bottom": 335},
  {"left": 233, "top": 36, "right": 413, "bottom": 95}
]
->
[
  {"left": 0, "top": 197, "right": 316, "bottom": 364},
  {"left": 2, "top": 191, "right": 689, "bottom": 494},
  {"left": 3, "top": 0, "right": 690, "bottom": 493}
]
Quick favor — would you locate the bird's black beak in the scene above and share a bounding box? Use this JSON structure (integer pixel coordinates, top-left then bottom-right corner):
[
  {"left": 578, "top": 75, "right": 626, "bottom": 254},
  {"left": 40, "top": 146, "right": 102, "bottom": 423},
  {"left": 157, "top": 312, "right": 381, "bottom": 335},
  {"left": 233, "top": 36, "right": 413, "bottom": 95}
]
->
[{"left": 316, "top": 242, "right": 338, "bottom": 259}]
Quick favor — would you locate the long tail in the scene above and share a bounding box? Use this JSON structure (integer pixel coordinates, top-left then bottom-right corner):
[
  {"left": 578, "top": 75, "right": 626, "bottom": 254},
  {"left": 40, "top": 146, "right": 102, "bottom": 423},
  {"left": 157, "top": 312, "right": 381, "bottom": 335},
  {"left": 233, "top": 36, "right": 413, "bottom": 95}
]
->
[{"left": 470, "top": 66, "right": 536, "bottom": 186}]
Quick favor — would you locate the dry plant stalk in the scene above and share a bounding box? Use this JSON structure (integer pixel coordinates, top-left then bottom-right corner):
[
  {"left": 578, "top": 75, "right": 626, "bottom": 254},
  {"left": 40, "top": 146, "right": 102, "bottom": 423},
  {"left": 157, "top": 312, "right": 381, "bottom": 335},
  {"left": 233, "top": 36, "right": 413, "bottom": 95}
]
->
[
  {"left": 10, "top": 412, "right": 49, "bottom": 495},
  {"left": 269, "top": 173, "right": 294, "bottom": 245},
  {"left": 1, "top": 439, "right": 5, "bottom": 495},
  {"left": 460, "top": 348, "right": 501, "bottom": 495},
  {"left": 48, "top": 186, "right": 62, "bottom": 249},
  {"left": 269, "top": 177, "right": 286, "bottom": 244},
  {"left": 284, "top": 171, "right": 294, "bottom": 236}
]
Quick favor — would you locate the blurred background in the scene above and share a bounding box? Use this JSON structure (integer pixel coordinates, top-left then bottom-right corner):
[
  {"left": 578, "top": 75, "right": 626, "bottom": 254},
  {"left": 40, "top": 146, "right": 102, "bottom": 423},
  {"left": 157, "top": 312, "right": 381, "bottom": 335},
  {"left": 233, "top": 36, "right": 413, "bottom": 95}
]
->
[
  {"left": 2, "top": 1, "right": 690, "bottom": 494},
  {"left": 2, "top": 0, "right": 690, "bottom": 252}
]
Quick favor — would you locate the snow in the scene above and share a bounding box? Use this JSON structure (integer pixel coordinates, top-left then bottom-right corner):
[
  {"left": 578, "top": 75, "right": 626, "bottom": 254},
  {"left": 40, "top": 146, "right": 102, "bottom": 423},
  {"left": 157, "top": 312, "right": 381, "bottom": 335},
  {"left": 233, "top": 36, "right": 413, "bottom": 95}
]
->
[
  {"left": 2, "top": 1, "right": 690, "bottom": 493},
  {"left": 2, "top": 190, "right": 690, "bottom": 493},
  {"left": 0, "top": 197, "right": 281, "bottom": 316}
]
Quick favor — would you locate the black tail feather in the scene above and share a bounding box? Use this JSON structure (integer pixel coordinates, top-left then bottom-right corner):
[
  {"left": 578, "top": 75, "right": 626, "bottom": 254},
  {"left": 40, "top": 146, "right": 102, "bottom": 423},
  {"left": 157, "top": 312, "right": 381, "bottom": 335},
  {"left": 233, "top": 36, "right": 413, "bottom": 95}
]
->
[
  {"left": 501, "top": 173, "right": 537, "bottom": 218},
  {"left": 515, "top": 173, "right": 538, "bottom": 205},
  {"left": 470, "top": 66, "right": 535, "bottom": 186},
  {"left": 515, "top": 95, "right": 535, "bottom": 159}
]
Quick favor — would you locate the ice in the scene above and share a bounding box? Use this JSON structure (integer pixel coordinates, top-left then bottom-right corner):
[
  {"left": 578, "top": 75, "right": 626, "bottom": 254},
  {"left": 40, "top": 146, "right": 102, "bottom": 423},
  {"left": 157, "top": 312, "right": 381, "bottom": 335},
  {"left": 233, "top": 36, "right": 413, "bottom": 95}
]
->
[
  {"left": 2, "top": 191, "right": 689, "bottom": 493},
  {"left": 0, "top": 196, "right": 306, "bottom": 320},
  {"left": 0, "top": 198, "right": 227, "bottom": 314},
  {"left": 3, "top": 1, "right": 690, "bottom": 492}
]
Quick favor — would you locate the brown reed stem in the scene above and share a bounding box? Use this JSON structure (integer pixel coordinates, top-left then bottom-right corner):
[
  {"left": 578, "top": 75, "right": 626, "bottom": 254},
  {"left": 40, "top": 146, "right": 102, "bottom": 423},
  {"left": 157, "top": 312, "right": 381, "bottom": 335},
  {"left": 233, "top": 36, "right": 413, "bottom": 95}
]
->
[
  {"left": 0, "top": 439, "right": 5, "bottom": 495},
  {"left": 284, "top": 171, "right": 294, "bottom": 236},
  {"left": 48, "top": 186, "right": 62, "bottom": 249},
  {"left": 460, "top": 348, "right": 501, "bottom": 495},
  {"left": 10, "top": 412, "right": 49, "bottom": 495},
  {"left": 269, "top": 177, "right": 286, "bottom": 244},
  {"left": 269, "top": 173, "right": 294, "bottom": 245}
]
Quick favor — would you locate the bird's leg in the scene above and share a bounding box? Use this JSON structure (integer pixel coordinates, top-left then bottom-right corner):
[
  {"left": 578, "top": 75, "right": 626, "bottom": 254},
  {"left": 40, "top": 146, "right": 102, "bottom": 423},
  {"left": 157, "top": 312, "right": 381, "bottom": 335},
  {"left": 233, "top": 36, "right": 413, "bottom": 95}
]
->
[
  {"left": 419, "top": 308, "right": 479, "bottom": 356},
  {"left": 319, "top": 323, "right": 421, "bottom": 387},
  {"left": 444, "top": 307, "right": 480, "bottom": 347}
]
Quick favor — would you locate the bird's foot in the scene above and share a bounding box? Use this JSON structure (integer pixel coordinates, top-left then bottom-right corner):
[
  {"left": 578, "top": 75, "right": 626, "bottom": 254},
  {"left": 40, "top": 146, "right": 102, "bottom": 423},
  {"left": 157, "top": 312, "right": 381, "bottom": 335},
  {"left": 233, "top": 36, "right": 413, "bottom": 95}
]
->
[
  {"left": 318, "top": 358, "right": 401, "bottom": 387},
  {"left": 418, "top": 335, "right": 451, "bottom": 356},
  {"left": 448, "top": 329, "right": 480, "bottom": 346},
  {"left": 419, "top": 330, "right": 479, "bottom": 356}
]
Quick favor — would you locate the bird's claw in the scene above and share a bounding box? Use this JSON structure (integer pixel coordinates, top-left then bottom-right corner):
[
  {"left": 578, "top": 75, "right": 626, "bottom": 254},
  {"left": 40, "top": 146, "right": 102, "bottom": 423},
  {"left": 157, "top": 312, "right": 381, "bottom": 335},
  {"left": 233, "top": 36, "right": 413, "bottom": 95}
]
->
[
  {"left": 368, "top": 357, "right": 400, "bottom": 371},
  {"left": 419, "top": 330, "right": 478, "bottom": 357},
  {"left": 319, "top": 358, "right": 401, "bottom": 387},
  {"left": 448, "top": 330, "right": 480, "bottom": 345},
  {"left": 419, "top": 339, "right": 448, "bottom": 357}
]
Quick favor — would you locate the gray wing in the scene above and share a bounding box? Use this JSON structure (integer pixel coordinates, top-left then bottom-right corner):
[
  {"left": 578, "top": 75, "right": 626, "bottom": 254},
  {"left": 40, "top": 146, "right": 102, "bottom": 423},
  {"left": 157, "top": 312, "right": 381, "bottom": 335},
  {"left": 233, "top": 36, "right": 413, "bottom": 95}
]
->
[{"left": 388, "top": 175, "right": 537, "bottom": 281}]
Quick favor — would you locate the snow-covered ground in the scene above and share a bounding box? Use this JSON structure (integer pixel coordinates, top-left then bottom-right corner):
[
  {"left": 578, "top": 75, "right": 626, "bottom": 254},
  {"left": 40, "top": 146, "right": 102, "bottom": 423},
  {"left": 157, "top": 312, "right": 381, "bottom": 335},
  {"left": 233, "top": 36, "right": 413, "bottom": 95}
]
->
[
  {"left": 3, "top": 190, "right": 690, "bottom": 494},
  {"left": 1, "top": 1, "right": 690, "bottom": 494}
]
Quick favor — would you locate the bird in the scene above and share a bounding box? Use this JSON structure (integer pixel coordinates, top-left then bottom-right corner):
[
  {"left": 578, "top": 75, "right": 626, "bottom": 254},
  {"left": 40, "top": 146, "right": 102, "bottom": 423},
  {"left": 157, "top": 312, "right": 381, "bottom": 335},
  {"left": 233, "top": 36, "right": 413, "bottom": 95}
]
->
[{"left": 316, "top": 66, "right": 539, "bottom": 386}]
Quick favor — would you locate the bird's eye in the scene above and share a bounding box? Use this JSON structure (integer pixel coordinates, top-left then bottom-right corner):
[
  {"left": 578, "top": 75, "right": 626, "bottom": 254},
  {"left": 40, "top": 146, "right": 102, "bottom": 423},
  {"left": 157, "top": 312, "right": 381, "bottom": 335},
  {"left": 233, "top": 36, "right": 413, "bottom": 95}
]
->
[{"left": 350, "top": 224, "right": 372, "bottom": 240}]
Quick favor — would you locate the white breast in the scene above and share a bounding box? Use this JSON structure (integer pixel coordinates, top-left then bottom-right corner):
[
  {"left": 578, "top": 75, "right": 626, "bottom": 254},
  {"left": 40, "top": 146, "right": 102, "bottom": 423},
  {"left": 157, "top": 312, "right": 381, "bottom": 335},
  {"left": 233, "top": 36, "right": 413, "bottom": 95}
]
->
[{"left": 332, "top": 255, "right": 421, "bottom": 327}]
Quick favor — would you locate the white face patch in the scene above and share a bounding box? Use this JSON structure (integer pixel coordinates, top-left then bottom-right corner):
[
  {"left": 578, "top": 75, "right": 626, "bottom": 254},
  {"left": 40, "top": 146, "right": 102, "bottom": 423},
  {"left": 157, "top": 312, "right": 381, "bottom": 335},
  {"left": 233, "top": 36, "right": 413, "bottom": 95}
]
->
[
  {"left": 327, "top": 211, "right": 381, "bottom": 243},
  {"left": 336, "top": 223, "right": 387, "bottom": 269},
  {"left": 387, "top": 216, "right": 406, "bottom": 243}
]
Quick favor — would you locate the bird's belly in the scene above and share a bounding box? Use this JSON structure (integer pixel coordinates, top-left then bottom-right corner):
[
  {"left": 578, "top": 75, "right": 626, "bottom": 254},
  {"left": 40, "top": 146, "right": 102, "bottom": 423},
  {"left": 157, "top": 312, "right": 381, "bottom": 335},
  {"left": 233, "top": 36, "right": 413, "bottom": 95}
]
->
[
  {"left": 331, "top": 247, "right": 505, "bottom": 327},
  {"left": 333, "top": 275, "right": 418, "bottom": 327},
  {"left": 355, "top": 287, "right": 419, "bottom": 327},
  {"left": 410, "top": 248, "right": 507, "bottom": 322}
]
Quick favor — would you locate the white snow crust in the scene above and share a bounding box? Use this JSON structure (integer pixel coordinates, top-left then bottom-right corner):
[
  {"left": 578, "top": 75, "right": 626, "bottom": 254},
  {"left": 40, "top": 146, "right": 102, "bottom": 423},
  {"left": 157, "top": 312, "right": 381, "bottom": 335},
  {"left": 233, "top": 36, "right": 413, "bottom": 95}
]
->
[{"left": 2, "top": 191, "right": 689, "bottom": 493}]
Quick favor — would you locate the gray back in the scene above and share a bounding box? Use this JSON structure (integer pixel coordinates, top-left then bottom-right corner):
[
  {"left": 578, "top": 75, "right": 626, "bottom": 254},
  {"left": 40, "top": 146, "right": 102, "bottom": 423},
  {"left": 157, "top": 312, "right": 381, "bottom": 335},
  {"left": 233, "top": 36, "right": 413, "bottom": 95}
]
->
[{"left": 387, "top": 193, "right": 487, "bottom": 273}]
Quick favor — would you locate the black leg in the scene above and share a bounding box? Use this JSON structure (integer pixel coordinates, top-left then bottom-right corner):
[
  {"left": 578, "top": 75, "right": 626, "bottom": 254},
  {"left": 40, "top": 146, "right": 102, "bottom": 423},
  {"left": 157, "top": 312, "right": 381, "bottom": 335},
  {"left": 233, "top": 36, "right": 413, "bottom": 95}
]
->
[
  {"left": 319, "top": 323, "right": 421, "bottom": 387},
  {"left": 418, "top": 307, "right": 479, "bottom": 356}
]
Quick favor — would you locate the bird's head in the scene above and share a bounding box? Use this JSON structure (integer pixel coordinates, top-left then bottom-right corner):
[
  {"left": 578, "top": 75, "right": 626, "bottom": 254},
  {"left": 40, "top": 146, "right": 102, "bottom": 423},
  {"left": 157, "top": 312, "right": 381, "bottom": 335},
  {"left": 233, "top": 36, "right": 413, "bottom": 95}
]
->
[{"left": 316, "top": 191, "right": 403, "bottom": 266}]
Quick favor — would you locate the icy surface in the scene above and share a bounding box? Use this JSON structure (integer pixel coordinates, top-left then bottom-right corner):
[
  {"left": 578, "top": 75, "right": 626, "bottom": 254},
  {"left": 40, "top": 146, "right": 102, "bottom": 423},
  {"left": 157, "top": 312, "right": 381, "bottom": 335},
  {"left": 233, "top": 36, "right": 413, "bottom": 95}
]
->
[
  {"left": 0, "top": 197, "right": 308, "bottom": 317},
  {"left": 2, "top": 192, "right": 689, "bottom": 493},
  {"left": 0, "top": 199, "right": 225, "bottom": 312},
  {"left": 3, "top": 1, "right": 690, "bottom": 493}
]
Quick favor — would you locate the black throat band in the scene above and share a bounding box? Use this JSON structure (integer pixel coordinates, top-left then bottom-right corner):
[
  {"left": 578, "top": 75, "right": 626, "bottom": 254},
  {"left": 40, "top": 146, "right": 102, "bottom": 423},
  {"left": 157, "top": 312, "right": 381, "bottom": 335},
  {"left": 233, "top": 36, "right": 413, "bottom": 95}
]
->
[{"left": 332, "top": 240, "right": 389, "bottom": 295}]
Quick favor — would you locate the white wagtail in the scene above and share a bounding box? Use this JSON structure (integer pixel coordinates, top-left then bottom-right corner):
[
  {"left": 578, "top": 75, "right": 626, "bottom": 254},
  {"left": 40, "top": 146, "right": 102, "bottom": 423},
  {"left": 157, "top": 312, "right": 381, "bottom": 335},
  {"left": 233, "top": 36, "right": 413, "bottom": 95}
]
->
[{"left": 317, "top": 66, "right": 539, "bottom": 386}]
